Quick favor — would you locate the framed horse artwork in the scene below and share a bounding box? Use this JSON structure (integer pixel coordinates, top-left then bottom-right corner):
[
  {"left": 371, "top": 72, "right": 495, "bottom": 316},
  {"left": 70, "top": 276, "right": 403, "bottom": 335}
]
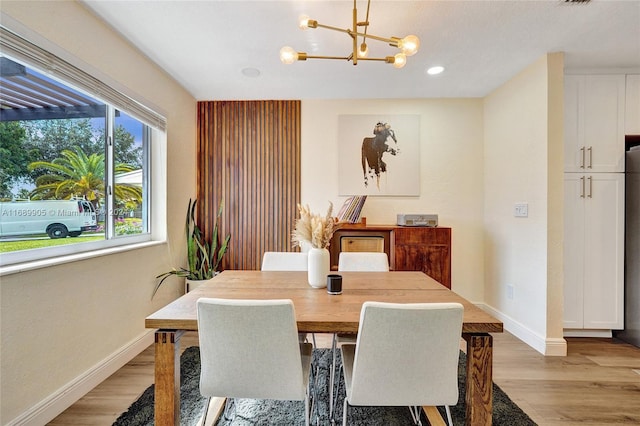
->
[{"left": 338, "top": 114, "right": 420, "bottom": 196}]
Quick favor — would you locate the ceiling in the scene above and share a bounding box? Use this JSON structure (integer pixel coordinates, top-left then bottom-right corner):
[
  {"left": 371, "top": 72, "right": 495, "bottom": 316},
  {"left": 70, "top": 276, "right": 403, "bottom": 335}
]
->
[{"left": 81, "top": 0, "right": 640, "bottom": 100}]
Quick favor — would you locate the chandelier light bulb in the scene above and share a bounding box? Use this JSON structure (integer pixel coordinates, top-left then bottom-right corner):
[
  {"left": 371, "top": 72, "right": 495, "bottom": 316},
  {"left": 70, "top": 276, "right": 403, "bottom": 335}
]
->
[
  {"left": 280, "top": 46, "right": 298, "bottom": 64},
  {"left": 298, "top": 15, "right": 311, "bottom": 30},
  {"left": 358, "top": 42, "right": 369, "bottom": 58},
  {"left": 392, "top": 53, "right": 407, "bottom": 68},
  {"left": 399, "top": 35, "right": 420, "bottom": 56}
]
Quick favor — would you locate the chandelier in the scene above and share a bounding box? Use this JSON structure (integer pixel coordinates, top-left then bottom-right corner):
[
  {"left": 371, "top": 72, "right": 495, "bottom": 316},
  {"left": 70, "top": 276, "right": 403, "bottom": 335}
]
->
[{"left": 279, "top": 0, "right": 420, "bottom": 69}]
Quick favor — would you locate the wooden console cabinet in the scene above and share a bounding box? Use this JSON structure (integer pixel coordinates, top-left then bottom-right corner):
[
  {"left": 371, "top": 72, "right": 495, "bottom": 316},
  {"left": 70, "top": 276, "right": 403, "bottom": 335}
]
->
[{"left": 329, "top": 225, "right": 451, "bottom": 288}]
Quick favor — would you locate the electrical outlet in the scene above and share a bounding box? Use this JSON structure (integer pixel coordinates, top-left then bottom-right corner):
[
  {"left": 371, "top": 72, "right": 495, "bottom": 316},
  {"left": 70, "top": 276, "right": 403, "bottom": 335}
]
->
[
  {"left": 507, "top": 284, "right": 514, "bottom": 300},
  {"left": 514, "top": 203, "right": 528, "bottom": 218}
]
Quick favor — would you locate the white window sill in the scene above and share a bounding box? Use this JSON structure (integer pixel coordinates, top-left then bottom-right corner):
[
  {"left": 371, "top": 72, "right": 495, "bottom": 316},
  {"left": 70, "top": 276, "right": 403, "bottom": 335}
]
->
[{"left": 0, "top": 240, "right": 165, "bottom": 277}]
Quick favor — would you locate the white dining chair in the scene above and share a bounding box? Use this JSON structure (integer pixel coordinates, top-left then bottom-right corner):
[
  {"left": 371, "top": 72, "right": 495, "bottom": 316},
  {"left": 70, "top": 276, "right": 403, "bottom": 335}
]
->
[
  {"left": 261, "top": 251, "right": 308, "bottom": 271},
  {"left": 337, "top": 251, "right": 389, "bottom": 272},
  {"left": 261, "top": 251, "right": 312, "bottom": 345},
  {"left": 337, "top": 301, "right": 464, "bottom": 426},
  {"left": 330, "top": 251, "right": 390, "bottom": 417},
  {"left": 197, "top": 298, "right": 315, "bottom": 426}
]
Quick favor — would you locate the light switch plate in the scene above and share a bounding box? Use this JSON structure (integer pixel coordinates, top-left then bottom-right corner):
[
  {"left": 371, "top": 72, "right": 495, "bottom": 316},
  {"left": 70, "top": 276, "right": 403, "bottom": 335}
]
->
[{"left": 514, "top": 203, "right": 528, "bottom": 217}]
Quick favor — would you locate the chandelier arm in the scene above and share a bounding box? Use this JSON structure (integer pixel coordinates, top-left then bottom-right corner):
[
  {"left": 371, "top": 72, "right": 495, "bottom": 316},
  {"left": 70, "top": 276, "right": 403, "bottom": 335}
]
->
[
  {"left": 352, "top": 1, "right": 358, "bottom": 65},
  {"left": 314, "top": 23, "right": 352, "bottom": 35},
  {"left": 354, "top": 32, "right": 400, "bottom": 46},
  {"left": 303, "top": 55, "right": 395, "bottom": 63},
  {"left": 361, "top": 0, "right": 370, "bottom": 47},
  {"left": 304, "top": 55, "right": 353, "bottom": 61},
  {"left": 356, "top": 56, "right": 395, "bottom": 63},
  {"left": 312, "top": 23, "right": 399, "bottom": 47}
]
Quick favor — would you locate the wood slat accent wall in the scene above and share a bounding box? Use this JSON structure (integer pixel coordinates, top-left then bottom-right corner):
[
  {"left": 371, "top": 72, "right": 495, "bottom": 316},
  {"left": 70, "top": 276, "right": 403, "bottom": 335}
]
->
[{"left": 196, "top": 100, "right": 301, "bottom": 270}]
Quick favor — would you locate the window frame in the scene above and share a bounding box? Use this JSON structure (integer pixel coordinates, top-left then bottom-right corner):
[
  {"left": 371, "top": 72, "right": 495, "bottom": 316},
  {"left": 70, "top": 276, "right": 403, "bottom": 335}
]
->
[{"left": 0, "top": 26, "right": 166, "bottom": 269}]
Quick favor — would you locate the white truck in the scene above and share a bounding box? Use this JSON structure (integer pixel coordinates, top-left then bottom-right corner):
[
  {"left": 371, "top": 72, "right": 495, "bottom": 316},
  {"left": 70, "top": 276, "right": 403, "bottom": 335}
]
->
[{"left": 0, "top": 199, "right": 98, "bottom": 239}]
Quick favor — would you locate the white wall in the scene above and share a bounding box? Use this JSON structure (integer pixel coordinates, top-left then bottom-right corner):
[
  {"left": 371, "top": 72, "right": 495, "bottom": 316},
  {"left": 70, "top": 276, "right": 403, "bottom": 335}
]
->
[
  {"left": 300, "top": 58, "right": 567, "bottom": 356},
  {"left": 483, "top": 53, "right": 566, "bottom": 355},
  {"left": 301, "top": 99, "right": 486, "bottom": 301},
  {"left": 0, "top": 2, "right": 196, "bottom": 424}
]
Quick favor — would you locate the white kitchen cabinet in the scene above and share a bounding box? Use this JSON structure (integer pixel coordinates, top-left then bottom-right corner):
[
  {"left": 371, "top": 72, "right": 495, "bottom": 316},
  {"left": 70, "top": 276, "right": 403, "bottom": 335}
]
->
[
  {"left": 626, "top": 75, "right": 640, "bottom": 135},
  {"left": 563, "top": 173, "right": 624, "bottom": 330},
  {"left": 564, "top": 75, "right": 625, "bottom": 172}
]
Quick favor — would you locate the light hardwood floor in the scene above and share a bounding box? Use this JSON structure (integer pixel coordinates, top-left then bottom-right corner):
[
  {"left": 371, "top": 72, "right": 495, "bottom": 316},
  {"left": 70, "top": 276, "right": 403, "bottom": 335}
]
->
[{"left": 47, "top": 332, "right": 640, "bottom": 425}]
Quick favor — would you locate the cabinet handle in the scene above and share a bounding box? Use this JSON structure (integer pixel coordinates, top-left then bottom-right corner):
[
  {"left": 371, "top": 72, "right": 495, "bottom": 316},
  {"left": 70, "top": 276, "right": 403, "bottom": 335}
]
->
[
  {"left": 580, "top": 146, "right": 585, "bottom": 169},
  {"left": 587, "top": 176, "right": 593, "bottom": 198},
  {"left": 580, "top": 176, "right": 585, "bottom": 198},
  {"left": 587, "top": 146, "right": 592, "bottom": 169}
]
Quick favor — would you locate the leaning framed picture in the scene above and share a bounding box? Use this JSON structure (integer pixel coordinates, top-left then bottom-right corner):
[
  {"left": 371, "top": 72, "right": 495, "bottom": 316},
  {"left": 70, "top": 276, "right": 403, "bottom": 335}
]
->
[{"left": 338, "top": 114, "right": 420, "bottom": 196}]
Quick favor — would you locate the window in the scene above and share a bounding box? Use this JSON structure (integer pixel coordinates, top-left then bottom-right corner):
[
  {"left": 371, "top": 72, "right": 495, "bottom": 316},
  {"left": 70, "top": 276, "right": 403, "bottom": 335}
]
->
[{"left": 0, "top": 27, "right": 165, "bottom": 266}]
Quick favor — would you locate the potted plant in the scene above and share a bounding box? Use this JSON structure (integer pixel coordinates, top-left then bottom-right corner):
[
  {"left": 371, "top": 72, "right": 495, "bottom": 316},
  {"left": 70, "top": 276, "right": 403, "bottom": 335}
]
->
[{"left": 153, "top": 198, "right": 230, "bottom": 298}]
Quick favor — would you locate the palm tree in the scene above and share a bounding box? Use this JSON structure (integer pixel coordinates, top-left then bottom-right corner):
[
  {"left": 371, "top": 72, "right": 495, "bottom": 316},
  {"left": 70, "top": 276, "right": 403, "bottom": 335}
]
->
[{"left": 27, "top": 148, "right": 141, "bottom": 209}]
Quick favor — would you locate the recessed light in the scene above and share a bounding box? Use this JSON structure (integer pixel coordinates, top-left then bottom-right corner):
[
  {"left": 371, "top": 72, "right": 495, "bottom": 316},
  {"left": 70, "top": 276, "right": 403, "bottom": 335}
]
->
[
  {"left": 427, "top": 66, "right": 444, "bottom": 75},
  {"left": 241, "top": 67, "right": 261, "bottom": 78}
]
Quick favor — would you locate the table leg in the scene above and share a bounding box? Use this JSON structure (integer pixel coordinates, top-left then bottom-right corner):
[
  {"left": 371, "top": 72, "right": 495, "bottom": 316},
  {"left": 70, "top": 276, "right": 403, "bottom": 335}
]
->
[
  {"left": 462, "top": 333, "right": 493, "bottom": 426},
  {"left": 154, "top": 330, "right": 183, "bottom": 425}
]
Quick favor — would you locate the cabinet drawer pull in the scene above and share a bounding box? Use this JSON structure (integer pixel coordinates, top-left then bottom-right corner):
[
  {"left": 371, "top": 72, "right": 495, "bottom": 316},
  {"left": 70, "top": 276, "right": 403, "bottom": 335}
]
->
[
  {"left": 588, "top": 176, "right": 593, "bottom": 198},
  {"left": 587, "top": 146, "right": 593, "bottom": 169},
  {"left": 580, "top": 176, "right": 585, "bottom": 198},
  {"left": 580, "top": 146, "right": 585, "bottom": 169}
]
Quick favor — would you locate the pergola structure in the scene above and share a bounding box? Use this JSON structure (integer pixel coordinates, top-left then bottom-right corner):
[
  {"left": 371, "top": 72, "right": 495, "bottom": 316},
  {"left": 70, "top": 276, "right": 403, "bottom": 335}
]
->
[{"left": 0, "top": 57, "right": 107, "bottom": 122}]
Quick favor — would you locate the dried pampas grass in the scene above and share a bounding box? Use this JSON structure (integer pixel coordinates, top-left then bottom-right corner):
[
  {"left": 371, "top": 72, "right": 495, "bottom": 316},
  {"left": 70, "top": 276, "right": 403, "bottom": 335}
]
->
[{"left": 292, "top": 202, "right": 334, "bottom": 249}]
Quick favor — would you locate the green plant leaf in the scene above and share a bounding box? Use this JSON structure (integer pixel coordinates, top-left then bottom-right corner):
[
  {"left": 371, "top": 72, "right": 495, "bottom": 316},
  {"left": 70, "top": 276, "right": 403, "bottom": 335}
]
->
[{"left": 153, "top": 198, "right": 230, "bottom": 299}]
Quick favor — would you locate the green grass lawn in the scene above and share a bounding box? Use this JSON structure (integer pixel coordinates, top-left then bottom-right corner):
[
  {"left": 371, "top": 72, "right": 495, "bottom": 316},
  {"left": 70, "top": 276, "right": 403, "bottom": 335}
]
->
[
  {"left": 0, "top": 218, "right": 143, "bottom": 253},
  {"left": 0, "top": 235, "right": 104, "bottom": 253},
  {"left": 0, "top": 218, "right": 142, "bottom": 253}
]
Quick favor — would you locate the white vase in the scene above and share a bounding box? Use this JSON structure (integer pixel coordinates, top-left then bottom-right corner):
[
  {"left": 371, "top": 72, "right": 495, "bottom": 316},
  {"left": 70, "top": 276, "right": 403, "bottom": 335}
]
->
[
  {"left": 185, "top": 277, "right": 216, "bottom": 293},
  {"left": 299, "top": 241, "right": 312, "bottom": 253},
  {"left": 307, "top": 247, "right": 329, "bottom": 288}
]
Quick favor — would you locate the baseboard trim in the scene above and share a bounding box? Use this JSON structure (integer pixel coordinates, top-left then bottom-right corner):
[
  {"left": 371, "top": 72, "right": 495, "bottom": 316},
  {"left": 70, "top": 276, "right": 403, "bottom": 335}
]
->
[
  {"left": 477, "top": 303, "right": 567, "bottom": 356},
  {"left": 7, "top": 330, "right": 155, "bottom": 426},
  {"left": 564, "top": 329, "right": 613, "bottom": 338},
  {"left": 543, "top": 338, "right": 568, "bottom": 356}
]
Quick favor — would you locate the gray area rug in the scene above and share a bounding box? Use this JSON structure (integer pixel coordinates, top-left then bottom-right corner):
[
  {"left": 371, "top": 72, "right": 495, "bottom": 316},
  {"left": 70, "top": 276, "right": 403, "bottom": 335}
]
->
[{"left": 113, "top": 346, "right": 536, "bottom": 425}]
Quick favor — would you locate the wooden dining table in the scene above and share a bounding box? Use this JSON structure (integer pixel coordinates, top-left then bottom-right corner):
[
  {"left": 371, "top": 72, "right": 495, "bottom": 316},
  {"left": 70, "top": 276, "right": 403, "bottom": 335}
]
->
[{"left": 145, "top": 270, "right": 503, "bottom": 425}]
